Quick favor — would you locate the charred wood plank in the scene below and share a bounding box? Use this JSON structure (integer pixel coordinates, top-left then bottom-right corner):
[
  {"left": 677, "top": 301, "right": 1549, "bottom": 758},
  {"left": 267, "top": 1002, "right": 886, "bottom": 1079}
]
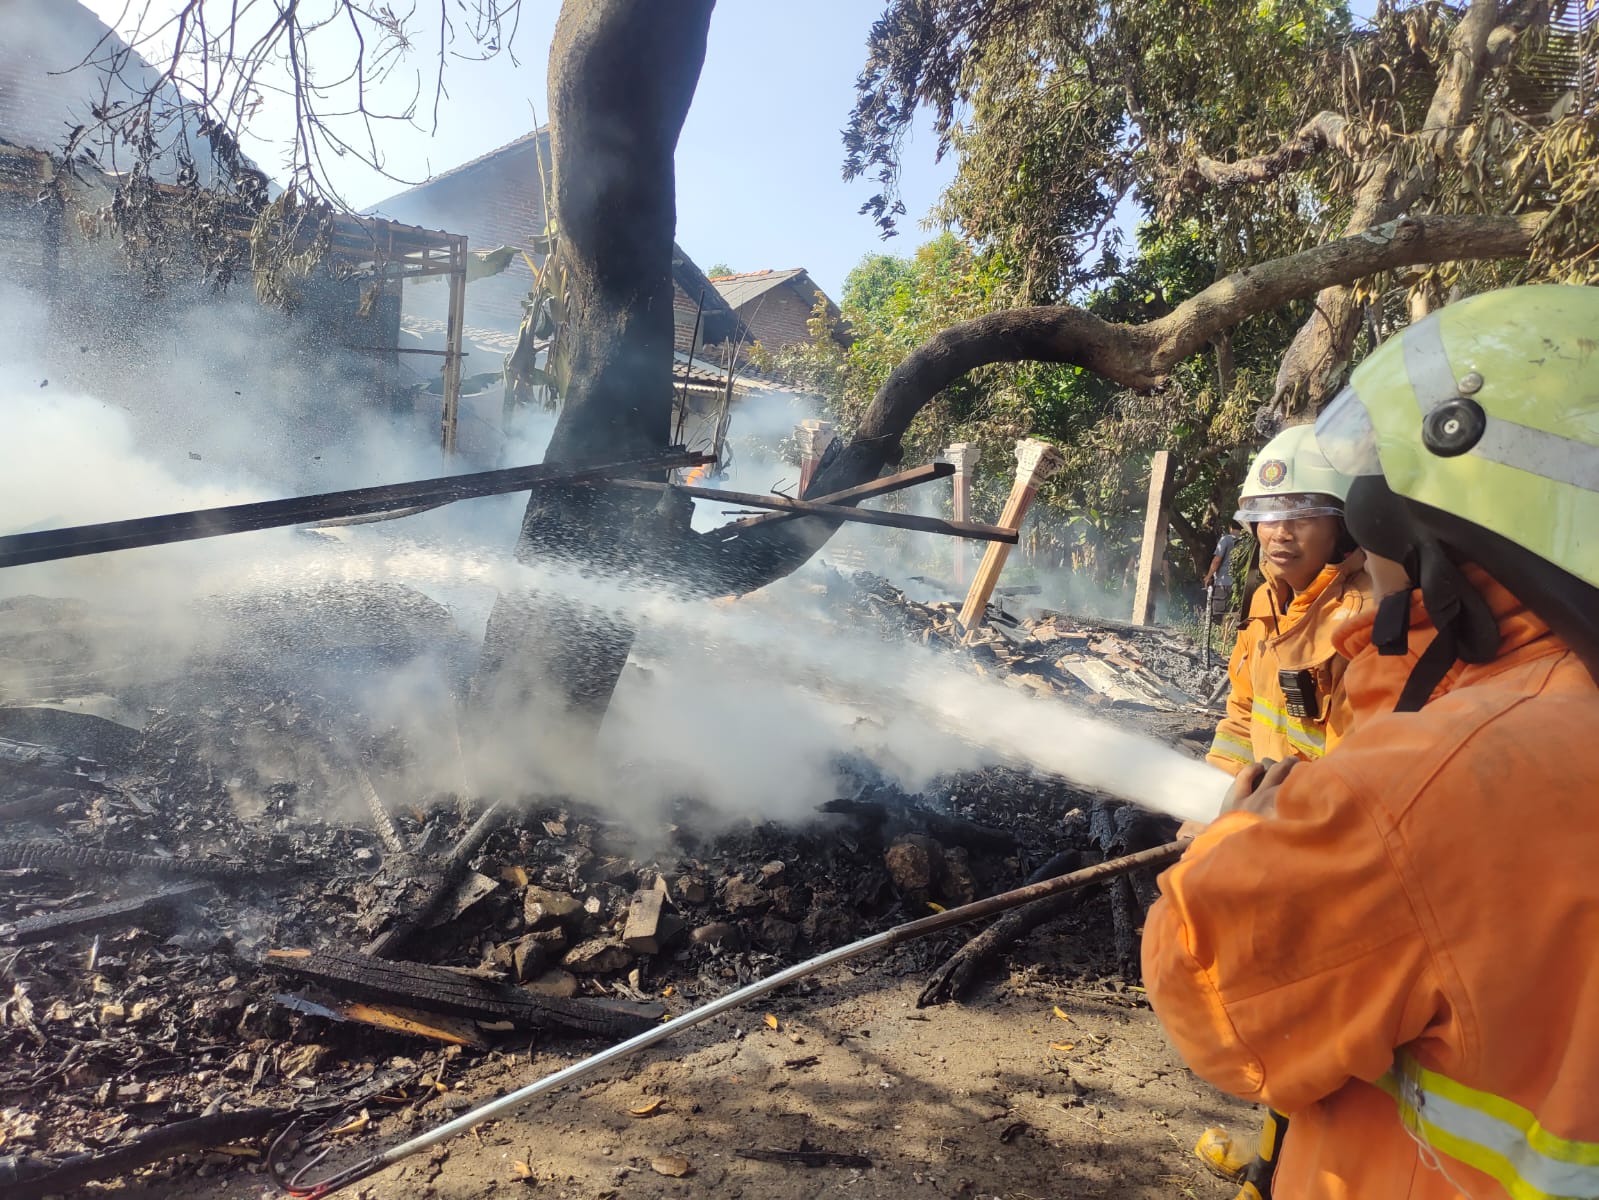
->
[
  {"left": 0, "top": 451, "right": 711, "bottom": 569},
  {"left": 723, "top": 462, "right": 954, "bottom": 533},
  {"left": 818, "top": 797, "right": 1017, "bottom": 852},
  {"left": 355, "top": 768, "right": 407, "bottom": 858},
  {"left": 0, "top": 1107, "right": 290, "bottom": 1200},
  {"left": 0, "top": 785, "right": 79, "bottom": 823},
  {"left": 0, "top": 882, "right": 211, "bottom": 945},
  {"left": 363, "top": 802, "right": 505, "bottom": 959},
  {"left": 917, "top": 850, "right": 1092, "bottom": 1008},
  {"left": 265, "top": 948, "right": 660, "bottom": 1039},
  {"left": 599, "top": 479, "right": 1019, "bottom": 544},
  {"left": 0, "top": 735, "right": 108, "bottom": 792},
  {"left": 0, "top": 839, "right": 252, "bottom": 880}
]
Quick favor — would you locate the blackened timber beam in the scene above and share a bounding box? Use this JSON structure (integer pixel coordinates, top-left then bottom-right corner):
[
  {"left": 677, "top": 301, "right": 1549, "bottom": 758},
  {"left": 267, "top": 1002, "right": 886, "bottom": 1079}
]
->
[
  {"left": 0, "top": 452, "right": 712, "bottom": 569},
  {"left": 599, "top": 478, "right": 1017, "bottom": 544},
  {"left": 0, "top": 882, "right": 211, "bottom": 945},
  {"left": 719, "top": 461, "right": 955, "bottom": 535},
  {"left": 263, "top": 948, "right": 660, "bottom": 1038}
]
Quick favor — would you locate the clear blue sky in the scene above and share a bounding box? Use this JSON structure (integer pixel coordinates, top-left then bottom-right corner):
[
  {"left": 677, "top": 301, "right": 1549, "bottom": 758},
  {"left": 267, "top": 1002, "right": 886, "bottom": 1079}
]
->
[{"left": 84, "top": 1, "right": 957, "bottom": 299}]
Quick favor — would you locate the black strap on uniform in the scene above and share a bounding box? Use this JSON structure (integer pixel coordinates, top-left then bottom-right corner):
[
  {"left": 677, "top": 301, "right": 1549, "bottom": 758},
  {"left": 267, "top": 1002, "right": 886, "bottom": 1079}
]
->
[{"left": 1372, "top": 588, "right": 1415, "bottom": 657}]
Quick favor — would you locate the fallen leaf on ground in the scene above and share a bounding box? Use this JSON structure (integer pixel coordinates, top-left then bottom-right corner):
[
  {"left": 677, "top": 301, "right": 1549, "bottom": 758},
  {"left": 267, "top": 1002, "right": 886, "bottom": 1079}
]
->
[
  {"left": 651, "top": 1154, "right": 693, "bottom": 1177},
  {"left": 1052, "top": 1005, "right": 1072, "bottom": 1022},
  {"left": 764, "top": 1014, "right": 779, "bottom": 1030},
  {"left": 629, "top": 1097, "right": 664, "bottom": 1117},
  {"left": 1050, "top": 1042, "right": 1075, "bottom": 1052},
  {"left": 329, "top": 1109, "right": 370, "bottom": 1136}
]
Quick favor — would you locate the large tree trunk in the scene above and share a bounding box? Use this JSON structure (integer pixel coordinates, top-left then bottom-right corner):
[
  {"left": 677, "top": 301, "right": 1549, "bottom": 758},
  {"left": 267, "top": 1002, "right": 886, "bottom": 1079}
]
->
[{"left": 472, "top": 0, "right": 715, "bottom": 764}]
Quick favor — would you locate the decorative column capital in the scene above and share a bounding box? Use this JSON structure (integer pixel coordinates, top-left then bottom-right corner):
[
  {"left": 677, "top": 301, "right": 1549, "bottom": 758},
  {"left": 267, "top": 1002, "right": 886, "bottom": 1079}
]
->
[
  {"left": 944, "top": 442, "right": 982, "bottom": 473},
  {"left": 1013, "top": 437, "right": 1064, "bottom": 485}
]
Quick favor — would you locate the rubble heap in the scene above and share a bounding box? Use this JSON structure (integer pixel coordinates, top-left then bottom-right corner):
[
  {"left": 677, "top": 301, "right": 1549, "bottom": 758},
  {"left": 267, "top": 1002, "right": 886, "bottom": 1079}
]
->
[
  {"left": 0, "top": 575, "right": 1212, "bottom": 1194},
  {"left": 825, "top": 569, "right": 1230, "bottom": 710}
]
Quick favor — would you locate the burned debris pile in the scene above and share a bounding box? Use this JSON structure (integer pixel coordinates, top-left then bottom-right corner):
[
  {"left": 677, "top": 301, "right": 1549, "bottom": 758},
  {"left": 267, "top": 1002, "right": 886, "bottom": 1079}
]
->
[
  {"left": 823, "top": 569, "right": 1230, "bottom": 710},
  {"left": 0, "top": 576, "right": 1215, "bottom": 1194}
]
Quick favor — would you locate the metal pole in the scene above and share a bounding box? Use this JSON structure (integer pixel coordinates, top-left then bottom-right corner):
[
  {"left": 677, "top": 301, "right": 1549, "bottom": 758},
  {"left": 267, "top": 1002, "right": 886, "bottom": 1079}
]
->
[{"left": 272, "top": 839, "right": 1189, "bottom": 1198}]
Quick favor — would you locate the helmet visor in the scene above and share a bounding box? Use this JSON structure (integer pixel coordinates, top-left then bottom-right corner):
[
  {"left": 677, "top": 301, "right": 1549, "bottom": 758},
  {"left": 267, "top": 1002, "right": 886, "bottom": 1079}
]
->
[
  {"left": 1315, "top": 386, "right": 1384, "bottom": 477},
  {"left": 1234, "top": 493, "right": 1345, "bottom": 524}
]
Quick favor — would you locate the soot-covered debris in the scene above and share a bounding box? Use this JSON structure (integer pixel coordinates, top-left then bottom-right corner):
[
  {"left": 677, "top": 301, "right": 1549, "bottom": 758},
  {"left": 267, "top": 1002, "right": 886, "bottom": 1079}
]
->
[
  {"left": 0, "top": 577, "right": 1208, "bottom": 1193},
  {"left": 820, "top": 569, "right": 1229, "bottom": 710}
]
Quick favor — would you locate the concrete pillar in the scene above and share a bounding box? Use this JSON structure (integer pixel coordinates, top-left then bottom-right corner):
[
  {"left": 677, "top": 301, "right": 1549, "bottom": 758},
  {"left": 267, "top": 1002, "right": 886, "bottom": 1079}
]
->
[
  {"left": 944, "top": 442, "right": 982, "bottom": 586},
  {"left": 794, "top": 419, "right": 836, "bottom": 496},
  {"left": 958, "top": 438, "right": 1063, "bottom": 633},
  {"left": 1131, "top": 450, "right": 1177, "bottom": 626}
]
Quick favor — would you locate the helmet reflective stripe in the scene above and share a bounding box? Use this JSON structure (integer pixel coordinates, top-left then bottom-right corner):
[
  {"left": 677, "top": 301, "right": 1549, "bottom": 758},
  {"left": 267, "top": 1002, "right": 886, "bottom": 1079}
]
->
[
  {"left": 1400, "top": 312, "right": 1465, "bottom": 414},
  {"left": 1400, "top": 313, "right": 1599, "bottom": 494},
  {"left": 1234, "top": 493, "right": 1345, "bottom": 524},
  {"left": 1315, "top": 385, "right": 1383, "bottom": 476},
  {"left": 1476, "top": 416, "right": 1599, "bottom": 494},
  {"left": 1316, "top": 285, "right": 1599, "bottom": 592}
]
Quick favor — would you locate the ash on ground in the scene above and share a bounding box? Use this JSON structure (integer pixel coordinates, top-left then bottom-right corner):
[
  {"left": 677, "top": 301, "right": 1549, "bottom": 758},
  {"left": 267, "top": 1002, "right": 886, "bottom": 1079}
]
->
[{"left": 0, "top": 570, "right": 1225, "bottom": 1194}]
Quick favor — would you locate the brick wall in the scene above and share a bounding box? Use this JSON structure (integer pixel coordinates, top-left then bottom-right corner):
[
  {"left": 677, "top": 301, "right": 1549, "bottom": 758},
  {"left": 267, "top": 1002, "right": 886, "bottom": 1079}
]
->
[{"left": 737, "top": 281, "right": 821, "bottom": 351}]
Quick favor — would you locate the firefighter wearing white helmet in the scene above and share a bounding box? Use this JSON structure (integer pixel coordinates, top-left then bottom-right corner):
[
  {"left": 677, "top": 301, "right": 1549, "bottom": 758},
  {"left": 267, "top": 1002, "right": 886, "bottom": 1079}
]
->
[
  {"left": 1194, "top": 424, "right": 1375, "bottom": 1193},
  {"left": 1204, "top": 424, "right": 1373, "bottom": 778}
]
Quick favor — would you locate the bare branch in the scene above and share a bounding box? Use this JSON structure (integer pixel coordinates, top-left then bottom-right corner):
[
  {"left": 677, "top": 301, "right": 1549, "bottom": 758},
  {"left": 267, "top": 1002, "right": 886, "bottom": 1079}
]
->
[
  {"left": 700, "top": 212, "right": 1546, "bottom": 595},
  {"left": 1185, "top": 111, "right": 1349, "bottom": 192}
]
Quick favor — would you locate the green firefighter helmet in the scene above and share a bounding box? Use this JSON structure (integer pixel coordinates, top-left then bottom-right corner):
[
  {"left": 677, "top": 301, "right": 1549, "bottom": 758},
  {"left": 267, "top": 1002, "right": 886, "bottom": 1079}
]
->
[
  {"left": 1316, "top": 284, "right": 1599, "bottom": 589},
  {"left": 1234, "top": 423, "right": 1355, "bottom": 524},
  {"left": 1314, "top": 283, "right": 1599, "bottom": 693}
]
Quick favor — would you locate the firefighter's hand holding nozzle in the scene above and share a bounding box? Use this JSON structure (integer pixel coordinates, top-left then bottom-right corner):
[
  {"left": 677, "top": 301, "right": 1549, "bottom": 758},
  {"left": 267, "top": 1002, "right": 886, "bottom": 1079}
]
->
[{"left": 1176, "top": 758, "right": 1301, "bottom": 839}]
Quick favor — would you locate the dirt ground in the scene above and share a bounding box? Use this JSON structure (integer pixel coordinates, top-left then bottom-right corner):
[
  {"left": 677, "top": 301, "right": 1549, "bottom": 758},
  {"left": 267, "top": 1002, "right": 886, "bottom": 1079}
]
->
[{"left": 132, "top": 951, "right": 1249, "bottom": 1200}]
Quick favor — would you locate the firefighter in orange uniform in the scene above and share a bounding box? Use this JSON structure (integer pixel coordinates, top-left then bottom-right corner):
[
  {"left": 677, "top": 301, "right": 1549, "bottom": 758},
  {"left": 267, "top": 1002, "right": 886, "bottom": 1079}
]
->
[
  {"left": 1206, "top": 425, "right": 1372, "bottom": 777},
  {"left": 1144, "top": 284, "right": 1599, "bottom": 1199}
]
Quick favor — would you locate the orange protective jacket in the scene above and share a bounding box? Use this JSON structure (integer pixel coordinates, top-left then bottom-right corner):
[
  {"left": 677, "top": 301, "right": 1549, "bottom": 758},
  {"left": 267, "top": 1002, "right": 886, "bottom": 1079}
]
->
[
  {"left": 1145, "top": 571, "right": 1599, "bottom": 1199},
  {"left": 1206, "top": 552, "right": 1372, "bottom": 775}
]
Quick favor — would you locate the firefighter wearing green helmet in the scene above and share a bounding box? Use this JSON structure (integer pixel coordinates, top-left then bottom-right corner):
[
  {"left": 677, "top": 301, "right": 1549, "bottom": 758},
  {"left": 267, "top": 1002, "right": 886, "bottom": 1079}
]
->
[{"left": 1145, "top": 284, "right": 1599, "bottom": 1200}]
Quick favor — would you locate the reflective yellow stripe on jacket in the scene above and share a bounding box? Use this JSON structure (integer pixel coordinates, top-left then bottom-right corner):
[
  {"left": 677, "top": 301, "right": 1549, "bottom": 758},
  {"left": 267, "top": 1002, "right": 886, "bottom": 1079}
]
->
[
  {"left": 1249, "top": 698, "right": 1328, "bottom": 758},
  {"left": 1208, "top": 729, "right": 1253, "bottom": 765},
  {"left": 1378, "top": 1053, "right": 1599, "bottom": 1199}
]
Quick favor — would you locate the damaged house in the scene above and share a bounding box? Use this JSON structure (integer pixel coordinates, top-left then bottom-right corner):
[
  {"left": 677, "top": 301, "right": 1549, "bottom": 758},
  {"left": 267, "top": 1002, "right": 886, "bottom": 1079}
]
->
[
  {"left": 368, "top": 128, "right": 832, "bottom": 471},
  {"left": 0, "top": 0, "right": 472, "bottom": 461}
]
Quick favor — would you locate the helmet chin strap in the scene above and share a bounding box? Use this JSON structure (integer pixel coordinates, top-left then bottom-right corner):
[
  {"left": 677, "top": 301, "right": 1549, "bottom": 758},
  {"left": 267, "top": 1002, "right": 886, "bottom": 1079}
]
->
[{"left": 1347, "top": 477, "right": 1499, "bottom": 713}]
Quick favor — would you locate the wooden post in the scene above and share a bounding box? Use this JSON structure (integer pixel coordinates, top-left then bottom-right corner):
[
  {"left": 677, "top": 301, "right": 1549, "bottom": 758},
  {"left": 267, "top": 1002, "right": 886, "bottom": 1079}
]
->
[
  {"left": 794, "top": 419, "right": 836, "bottom": 496},
  {"left": 440, "top": 234, "right": 468, "bottom": 454},
  {"left": 957, "top": 438, "right": 1063, "bottom": 634},
  {"left": 1131, "top": 450, "right": 1176, "bottom": 626},
  {"left": 944, "top": 442, "right": 981, "bottom": 587}
]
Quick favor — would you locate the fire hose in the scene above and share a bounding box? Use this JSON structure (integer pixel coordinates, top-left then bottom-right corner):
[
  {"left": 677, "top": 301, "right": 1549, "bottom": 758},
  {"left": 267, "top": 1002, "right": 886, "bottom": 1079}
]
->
[{"left": 268, "top": 838, "right": 1189, "bottom": 1198}]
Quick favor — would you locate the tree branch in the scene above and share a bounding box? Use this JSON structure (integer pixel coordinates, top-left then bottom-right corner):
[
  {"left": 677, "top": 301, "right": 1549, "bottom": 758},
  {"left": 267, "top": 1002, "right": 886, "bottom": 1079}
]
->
[
  {"left": 1185, "top": 111, "right": 1349, "bottom": 192},
  {"left": 1266, "top": 0, "right": 1517, "bottom": 419},
  {"left": 694, "top": 211, "right": 1544, "bottom": 595}
]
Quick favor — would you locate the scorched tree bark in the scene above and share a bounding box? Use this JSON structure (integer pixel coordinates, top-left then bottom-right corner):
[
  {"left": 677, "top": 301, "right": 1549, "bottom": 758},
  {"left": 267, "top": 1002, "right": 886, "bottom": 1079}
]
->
[{"left": 472, "top": 0, "right": 716, "bottom": 736}]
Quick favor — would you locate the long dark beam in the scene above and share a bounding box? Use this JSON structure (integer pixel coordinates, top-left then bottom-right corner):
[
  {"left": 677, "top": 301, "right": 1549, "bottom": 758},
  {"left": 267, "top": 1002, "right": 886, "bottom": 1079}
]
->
[
  {"left": 601, "top": 478, "right": 1017, "bottom": 544},
  {"left": 0, "top": 452, "right": 711, "bottom": 569},
  {"left": 720, "top": 461, "right": 955, "bottom": 534}
]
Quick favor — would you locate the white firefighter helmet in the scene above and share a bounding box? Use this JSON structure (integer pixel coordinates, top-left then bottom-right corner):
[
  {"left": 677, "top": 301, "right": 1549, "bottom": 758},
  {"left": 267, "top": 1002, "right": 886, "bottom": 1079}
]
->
[{"left": 1234, "top": 423, "right": 1355, "bottom": 525}]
